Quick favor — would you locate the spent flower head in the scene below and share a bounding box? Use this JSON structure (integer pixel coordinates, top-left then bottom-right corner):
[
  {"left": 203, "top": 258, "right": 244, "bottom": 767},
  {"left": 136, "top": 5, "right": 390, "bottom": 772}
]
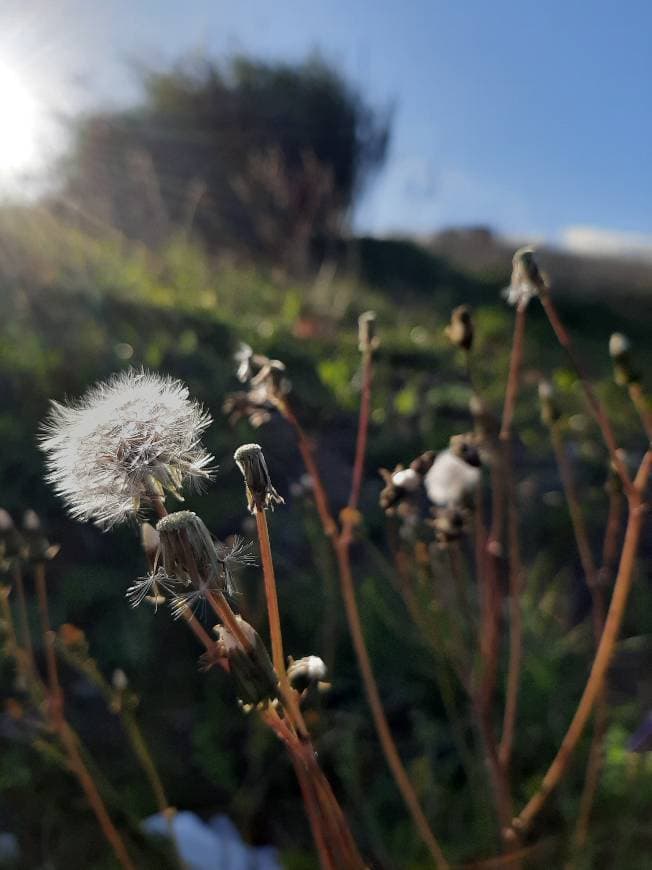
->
[
  {"left": 503, "top": 246, "right": 545, "bottom": 307},
  {"left": 156, "top": 510, "right": 234, "bottom": 594},
  {"left": 215, "top": 617, "right": 279, "bottom": 709},
  {"left": 234, "top": 444, "right": 284, "bottom": 513},
  {"left": 225, "top": 344, "right": 291, "bottom": 428},
  {"left": 40, "top": 370, "right": 213, "bottom": 529},
  {"left": 445, "top": 305, "right": 474, "bottom": 351}
]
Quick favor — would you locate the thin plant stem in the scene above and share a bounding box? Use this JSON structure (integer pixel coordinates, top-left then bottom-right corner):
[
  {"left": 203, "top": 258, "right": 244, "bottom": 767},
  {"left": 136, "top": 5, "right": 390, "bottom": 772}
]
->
[
  {"left": 497, "top": 303, "right": 527, "bottom": 776},
  {"left": 499, "top": 303, "right": 528, "bottom": 443},
  {"left": 538, "top": 289, "right": 632, "bottom": 494},
  {"left": 549, "top": 426, "right": 601, "bottom": 620},
  {"left": 278, "top": 400, "right": 338, "bottom": 538},
  {"left": 346, "top": 347, "right": 373, "bottom": 518},
  {"left": 511, "top": 452, "right": 651, "bottom": 835},
  {"left": 254, "top": 508, "right": 288, "bottom": 681},
  {"left": 34, "top": 562, "right": 135, "bottom": 870},
  {"left": 13, "top": 563, "right": 36, "bottom": 674},
  {"left": 252, "top": 507, "right": 309, "bottom": 740},
  {"left": 291, "top": 756, "right": 337, "bottom": 870}
]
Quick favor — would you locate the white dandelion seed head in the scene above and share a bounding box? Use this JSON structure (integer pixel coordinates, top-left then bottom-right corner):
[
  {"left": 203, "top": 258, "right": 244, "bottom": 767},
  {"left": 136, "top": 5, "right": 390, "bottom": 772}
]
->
[
  {"left": 39, "top": 370, "right": 214, "bottom": 529},
  {"left": 424, "top": 449, "right": 481, "bottom": 507}
]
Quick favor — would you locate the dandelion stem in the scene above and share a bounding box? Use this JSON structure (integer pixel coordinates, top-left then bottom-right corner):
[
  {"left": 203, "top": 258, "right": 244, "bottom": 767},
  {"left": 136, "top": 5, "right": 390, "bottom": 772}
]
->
[
  {"left": 253, "top": 507, "right": 309, "bottom": 740},
  {"left": 34, "top": 563, "right": 135, "bottom": 870},
  {"left": 279, "top": 401, "right": 338, "bottom": 539},
  {"left": 291, "top": 756, "right": 337, "bottom": 870},
  {"left": 511, "top": 451, "right": 650, "bottom": 835},
  {"left": 254, "top": 508, "right": 286, "bottom": 679},
  {"left": 346, "top": 346, "right": 373, "bottom": 519},
  {"left": 539, "top": 289, "right": 633, "bottom": 494},
  {"left": 549, "top": 425, "right": 601, "bottom": 618},
  {"left": 13, "top": 563, "right": 36, "bottom": 675},
  {"left": 497, "top": 303, "right": 527, "bottom": 778}
]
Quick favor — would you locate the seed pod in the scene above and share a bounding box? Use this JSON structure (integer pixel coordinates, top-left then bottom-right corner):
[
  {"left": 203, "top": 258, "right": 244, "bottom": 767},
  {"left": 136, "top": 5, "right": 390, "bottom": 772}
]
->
[
  {"left": 216, "top": 617, "right": 279, "bottom": 709},
  {"left": 156, "top": 511, "right": 227, "bottom": 591},
  {"left": 234, "top": 444, "right": 284, "bottom": 513}
]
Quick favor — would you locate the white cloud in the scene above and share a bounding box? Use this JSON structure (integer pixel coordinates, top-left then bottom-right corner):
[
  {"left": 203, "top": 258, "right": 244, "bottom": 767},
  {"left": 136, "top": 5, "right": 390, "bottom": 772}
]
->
[{"left": 559, "top": 225, "right": 652, "bottom": 260}]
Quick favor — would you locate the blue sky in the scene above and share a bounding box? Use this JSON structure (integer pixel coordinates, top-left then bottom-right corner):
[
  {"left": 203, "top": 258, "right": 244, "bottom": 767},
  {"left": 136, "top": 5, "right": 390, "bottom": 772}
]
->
[{"left": 4, "top": 0, "right": 652, "bottom": 250}]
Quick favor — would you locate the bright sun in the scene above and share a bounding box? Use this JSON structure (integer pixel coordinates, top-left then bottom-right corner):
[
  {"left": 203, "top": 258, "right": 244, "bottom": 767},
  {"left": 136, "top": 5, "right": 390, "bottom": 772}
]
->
[{"left": 0, "top": 60, "right": 40, "bottom": 176}]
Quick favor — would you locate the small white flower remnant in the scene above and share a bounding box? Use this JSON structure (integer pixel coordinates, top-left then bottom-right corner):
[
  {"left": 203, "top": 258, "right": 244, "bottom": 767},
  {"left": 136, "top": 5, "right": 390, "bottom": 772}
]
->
[
  {"left": 287, "top": 655, "right": 327, "bottom": 684},
  {"left": 503, "top": 246, "right": 544, "bottom": 308},
  {"left": 40, "top": 370, "right": 213, "bottom": 529},
  {"left": 391, "top": 468, "right": 421, "bottom": 492},
  {"left": 424, "top": 448, "right": 480, "bottom": 508}
]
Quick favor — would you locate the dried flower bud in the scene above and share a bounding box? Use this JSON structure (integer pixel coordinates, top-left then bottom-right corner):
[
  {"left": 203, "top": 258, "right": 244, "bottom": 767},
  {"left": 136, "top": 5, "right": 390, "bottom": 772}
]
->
[
  {"left": 156, "top": 511, "right": 229, "bottom": 592},
  {"left": 112, "top": 669, "right": 128, "bottom": 692},
  {"left": 445, "top": 305, "right": 474, "bottom": 351},
  {"left": 216, "top": 616, "right": 279, "bottom": 709},
  {"left": 226, "top": 346, "right": 292, "bottom": 427},
  {"left": 608, "top": 333, "right": 638, "bottom": 386},
  {"left": 538, "top": 380, "right": 561, "bottom": 428},
  {"left": 21, "top": 511, "right": 60, "bottom": 563},
  {"left": 234, "top": 444, "right": 284, "bottom": 513},
  {"left": 503, "top": 246, "right": 544, "bottom": 307},
  {"left": 287, "top": 655, "right": 327, "bottom": 690},
  {"left": 358, "top": 310, "right": 379, "bottom": 353}
]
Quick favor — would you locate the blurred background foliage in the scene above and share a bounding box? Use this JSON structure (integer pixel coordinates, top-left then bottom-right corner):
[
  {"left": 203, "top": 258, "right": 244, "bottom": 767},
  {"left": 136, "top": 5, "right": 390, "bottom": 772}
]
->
[{"left": 0, "top": 53, "right": 651, "bottom": 869}]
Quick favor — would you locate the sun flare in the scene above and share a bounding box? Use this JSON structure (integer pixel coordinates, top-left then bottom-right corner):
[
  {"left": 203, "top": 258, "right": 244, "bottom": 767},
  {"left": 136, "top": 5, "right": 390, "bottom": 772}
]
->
[{"left": 0, "top": 60, "right": 40, "bottom": 175}]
